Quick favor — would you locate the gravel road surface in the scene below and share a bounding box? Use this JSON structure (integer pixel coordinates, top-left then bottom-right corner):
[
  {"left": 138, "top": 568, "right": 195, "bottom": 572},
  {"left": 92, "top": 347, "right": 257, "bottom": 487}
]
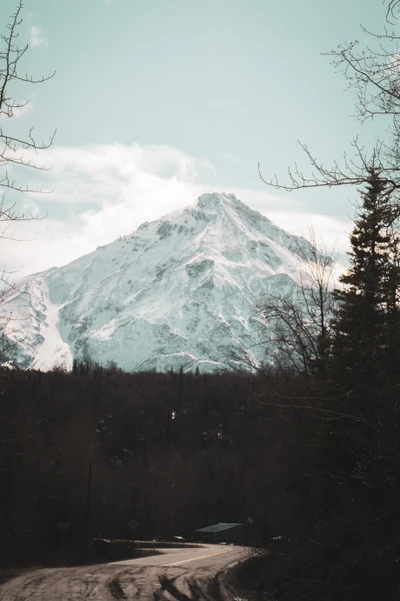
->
[{"left": 0, "top": 544, "right": 246, "bottom": 600}]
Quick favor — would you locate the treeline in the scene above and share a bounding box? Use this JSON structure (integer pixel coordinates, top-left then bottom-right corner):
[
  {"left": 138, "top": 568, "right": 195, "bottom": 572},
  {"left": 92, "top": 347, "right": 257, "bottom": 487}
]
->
[{"left": 0, "top": 363, "right": 306, "bottom": 567}]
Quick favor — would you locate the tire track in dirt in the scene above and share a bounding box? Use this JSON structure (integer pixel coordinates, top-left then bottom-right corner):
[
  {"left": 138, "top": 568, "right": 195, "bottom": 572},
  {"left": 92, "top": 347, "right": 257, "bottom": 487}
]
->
[
  {"left": 108, "top": 577, "right": 127, "bottom": 599},
  {"left": 0, "top": 545, "right": 245, "bottom": 601}
]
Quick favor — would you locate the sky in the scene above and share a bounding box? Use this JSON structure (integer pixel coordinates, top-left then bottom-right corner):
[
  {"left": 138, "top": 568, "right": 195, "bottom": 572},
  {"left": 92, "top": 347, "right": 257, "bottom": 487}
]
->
[{"left": 0, "top": 0, "right": 389, "bottom": 278}]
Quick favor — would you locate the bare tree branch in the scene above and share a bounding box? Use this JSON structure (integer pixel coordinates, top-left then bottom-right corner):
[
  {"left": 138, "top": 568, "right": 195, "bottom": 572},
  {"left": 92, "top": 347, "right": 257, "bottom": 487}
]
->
[
  {"left": 258, "top": 0, "right": 400, "bottom": 209},
  {"left": 0, "top": 1, "right": 55, "bottom": 367},
  {"left": 0, "top": 1, "right": 55, "bottom": 196}
]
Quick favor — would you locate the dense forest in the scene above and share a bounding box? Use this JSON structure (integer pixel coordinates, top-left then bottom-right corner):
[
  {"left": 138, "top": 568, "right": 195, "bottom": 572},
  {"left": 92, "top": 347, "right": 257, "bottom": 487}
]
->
[{"left": 0, "top": 363, "right": 298, "bottom": 564}]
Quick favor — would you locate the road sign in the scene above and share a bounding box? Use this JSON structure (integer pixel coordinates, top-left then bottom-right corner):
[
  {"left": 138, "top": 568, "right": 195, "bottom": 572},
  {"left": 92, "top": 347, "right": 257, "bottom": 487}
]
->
[{"left": 128, "top": 518, "right": 139, "bottom": 531}]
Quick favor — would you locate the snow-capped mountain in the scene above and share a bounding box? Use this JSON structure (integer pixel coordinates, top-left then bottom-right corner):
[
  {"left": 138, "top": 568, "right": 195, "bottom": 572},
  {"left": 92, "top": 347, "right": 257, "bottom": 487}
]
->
[{"left": 2, "top": 193, "right": 312, "bottom": 372}]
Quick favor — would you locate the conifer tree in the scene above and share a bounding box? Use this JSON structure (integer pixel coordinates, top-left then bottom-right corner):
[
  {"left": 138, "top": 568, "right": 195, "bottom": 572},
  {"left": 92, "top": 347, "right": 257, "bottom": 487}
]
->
[
  {"left": 331, "top": 167, "right": 400, "bottom": 394},
  {"left": 324, "top": 168, "right": 400, "bottom": 534},
  {"left": 297, "top": 170, "right": 400, "bottom": 600}
]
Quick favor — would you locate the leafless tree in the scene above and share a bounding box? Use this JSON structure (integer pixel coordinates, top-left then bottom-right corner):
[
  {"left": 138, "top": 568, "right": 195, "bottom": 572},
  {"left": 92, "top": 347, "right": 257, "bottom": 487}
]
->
[
  {"left": 257, "top": 230, "right": 337, "bottom": 398},
  {"left": 0, "top": 0, "right": 55, "bottom": 197},
  {"left": 0, "top": 0, "right": 55, "bottom": 257},
  {"left": 0, "top": 1, "right": 55, "bottom": 363},
  {"left": 258, "top": 0, "right": 400, "bottom": 213}
]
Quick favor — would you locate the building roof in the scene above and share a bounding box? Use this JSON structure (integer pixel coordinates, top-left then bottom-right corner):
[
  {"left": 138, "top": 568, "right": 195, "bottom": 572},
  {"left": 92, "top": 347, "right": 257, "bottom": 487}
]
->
[{"left": 194, "top": 522, "right": 242, "bottom": 533}]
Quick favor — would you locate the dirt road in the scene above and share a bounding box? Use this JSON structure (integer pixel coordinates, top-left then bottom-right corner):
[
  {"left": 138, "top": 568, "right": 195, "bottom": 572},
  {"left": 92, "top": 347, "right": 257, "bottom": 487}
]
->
[{"left": 0, "top": 544, "right": 246, "bottom": 600}]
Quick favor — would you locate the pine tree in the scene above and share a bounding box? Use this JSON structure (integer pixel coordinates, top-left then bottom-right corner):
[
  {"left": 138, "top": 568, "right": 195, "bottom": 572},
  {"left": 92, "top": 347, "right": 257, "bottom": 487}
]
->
[
  {"left": 300, "top": 169, "right": 400, "bottom": 599},
  {"left": 331, "top": 167, "right": 400, "bottom": 393},
  {"left": 324, "top": 167, "right": 400, "bottom": 541}
]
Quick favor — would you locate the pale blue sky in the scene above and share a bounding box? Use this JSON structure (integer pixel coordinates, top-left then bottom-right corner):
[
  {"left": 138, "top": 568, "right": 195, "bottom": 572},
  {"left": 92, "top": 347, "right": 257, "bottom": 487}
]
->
[{"left": 0, "top": 0, "right": 388, "bottom": 275}]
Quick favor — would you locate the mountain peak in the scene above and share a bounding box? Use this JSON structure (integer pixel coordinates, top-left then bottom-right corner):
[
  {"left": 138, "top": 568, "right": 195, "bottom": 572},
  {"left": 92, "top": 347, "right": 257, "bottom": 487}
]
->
[
  {"left": 196, "top": 192, "right": 237, "bottom": 211},
  {"left": 2, "top": 193, "right": 313, "bottom": 373}
]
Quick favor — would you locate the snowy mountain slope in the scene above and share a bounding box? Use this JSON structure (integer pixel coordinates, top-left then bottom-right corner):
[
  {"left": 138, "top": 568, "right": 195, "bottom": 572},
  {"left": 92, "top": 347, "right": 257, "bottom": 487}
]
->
[{"left": 2, "top": 193, "right": 312, "bottom": 372}]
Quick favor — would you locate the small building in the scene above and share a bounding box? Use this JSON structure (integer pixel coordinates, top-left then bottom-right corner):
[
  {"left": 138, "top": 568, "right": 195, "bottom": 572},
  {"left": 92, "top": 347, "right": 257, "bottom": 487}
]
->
[{"left": 194, "top": 522, "right": 245, "bottom": 544}]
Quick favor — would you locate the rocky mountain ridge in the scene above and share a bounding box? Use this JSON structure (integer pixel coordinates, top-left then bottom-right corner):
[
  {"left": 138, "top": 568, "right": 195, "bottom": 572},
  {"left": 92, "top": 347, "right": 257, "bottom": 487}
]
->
[{"left": 2, "top": 192, "right": 311, "bottom": 372}]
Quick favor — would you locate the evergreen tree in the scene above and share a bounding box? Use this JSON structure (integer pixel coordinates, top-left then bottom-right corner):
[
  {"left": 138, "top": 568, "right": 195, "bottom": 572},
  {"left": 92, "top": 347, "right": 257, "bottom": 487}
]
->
[
  {"left": 288, "top": 169, "right": 400, "bottom": 600},
  {"left": 331, "top": 167, "right": 400, "bottom": 393},
  {"left": 322, "top": 167, "right": 400, "bottom": 554}
]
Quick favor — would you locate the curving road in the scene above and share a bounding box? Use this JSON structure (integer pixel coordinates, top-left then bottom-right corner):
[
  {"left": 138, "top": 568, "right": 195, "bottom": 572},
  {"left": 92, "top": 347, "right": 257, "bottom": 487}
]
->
[{"left": 0, "top": 544, "right": 247, "bottom": 600}]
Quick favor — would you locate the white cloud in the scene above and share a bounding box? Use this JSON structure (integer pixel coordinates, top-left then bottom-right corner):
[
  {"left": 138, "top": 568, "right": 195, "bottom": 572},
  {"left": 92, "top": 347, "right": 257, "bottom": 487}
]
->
[
  {"left": 29, "top": 26, "right": 48, "bottom": 48},
  {"left": 2, "top": 142, "right": 351, "bottom": 279}
]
